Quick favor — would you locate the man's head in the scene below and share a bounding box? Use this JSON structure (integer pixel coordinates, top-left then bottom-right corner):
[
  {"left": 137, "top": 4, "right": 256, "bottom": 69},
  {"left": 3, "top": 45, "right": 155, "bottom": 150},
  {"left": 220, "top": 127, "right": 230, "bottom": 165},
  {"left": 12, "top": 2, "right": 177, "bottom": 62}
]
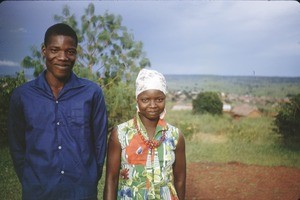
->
[
  {"left": 44, "top": 23, "right": 78, "bottom": 47},
  {"left": 42, "top": 23, "right": 78, "bottom": 82}
]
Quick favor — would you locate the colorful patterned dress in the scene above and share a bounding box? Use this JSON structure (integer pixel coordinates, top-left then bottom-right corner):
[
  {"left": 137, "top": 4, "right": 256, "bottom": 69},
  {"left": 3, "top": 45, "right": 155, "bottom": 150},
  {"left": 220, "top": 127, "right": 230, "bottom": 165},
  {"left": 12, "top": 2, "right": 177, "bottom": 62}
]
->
[{"left": 116, "top": 114, "right": 180, "bottom": 200}]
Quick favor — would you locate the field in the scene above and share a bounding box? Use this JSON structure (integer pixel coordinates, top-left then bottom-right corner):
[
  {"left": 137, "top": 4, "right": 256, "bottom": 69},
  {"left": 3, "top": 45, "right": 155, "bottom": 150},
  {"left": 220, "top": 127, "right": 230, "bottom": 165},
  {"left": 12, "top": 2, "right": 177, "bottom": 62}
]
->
[{"left": 1, "top": 75, "right": 300, "bottom": 199}]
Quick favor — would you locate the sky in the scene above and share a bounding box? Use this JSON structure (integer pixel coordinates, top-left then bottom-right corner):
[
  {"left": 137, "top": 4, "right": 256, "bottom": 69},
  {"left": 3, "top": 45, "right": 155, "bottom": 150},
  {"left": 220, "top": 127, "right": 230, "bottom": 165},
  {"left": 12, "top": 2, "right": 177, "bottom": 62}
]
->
[{"left": 0, "top": 0, "right": 300, "bottom": 77}]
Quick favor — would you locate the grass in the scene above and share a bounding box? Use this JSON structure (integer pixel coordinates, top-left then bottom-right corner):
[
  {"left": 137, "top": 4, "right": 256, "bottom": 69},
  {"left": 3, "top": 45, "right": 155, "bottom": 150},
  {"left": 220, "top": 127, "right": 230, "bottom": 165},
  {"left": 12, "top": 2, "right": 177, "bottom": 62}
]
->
[
  {"left": 1, "top": 107, "right": 299, "bottom": 199},
  {"left": 166, "top": 107, "right": 300, "bottom": 168}
]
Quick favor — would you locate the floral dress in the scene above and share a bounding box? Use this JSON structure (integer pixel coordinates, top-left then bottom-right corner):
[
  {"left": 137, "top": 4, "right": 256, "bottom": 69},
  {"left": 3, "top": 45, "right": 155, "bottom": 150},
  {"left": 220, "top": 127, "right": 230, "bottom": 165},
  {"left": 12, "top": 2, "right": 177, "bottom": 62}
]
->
[{"left": 116, "top": 114, "right": 180, "bottom": 200}]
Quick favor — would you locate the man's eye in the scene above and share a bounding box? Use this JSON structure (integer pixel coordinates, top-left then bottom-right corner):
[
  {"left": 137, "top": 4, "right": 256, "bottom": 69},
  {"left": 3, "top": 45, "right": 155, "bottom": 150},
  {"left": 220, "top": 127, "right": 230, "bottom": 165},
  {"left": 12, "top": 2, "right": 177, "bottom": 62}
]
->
[
  {"left": 50, "top": 49, "right": 58, "bottom": 53},
  {"left": 67, "top": 50, "right": 77, "bottom": 56}
]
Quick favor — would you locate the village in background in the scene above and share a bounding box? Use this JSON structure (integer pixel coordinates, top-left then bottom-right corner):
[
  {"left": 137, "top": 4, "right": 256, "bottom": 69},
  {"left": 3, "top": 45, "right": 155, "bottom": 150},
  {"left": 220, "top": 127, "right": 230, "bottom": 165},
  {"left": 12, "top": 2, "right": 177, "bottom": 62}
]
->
[{"left": 164, "top": 74, "right": 300, "bottom": 118}]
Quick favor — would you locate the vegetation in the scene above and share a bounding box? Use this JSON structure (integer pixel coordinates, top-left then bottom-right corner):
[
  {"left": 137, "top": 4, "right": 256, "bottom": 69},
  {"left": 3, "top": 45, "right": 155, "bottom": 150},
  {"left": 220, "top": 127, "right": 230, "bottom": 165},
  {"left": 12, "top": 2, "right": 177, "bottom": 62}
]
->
[
  {"left": 165, "top": 108, "right": 299, "bottom": 168},
  {"left": 275, "top": 93, "right": 300, "bottom": 145},
  {"left": 192, "top": 91, "right": 223, "bottom": 115},
  {"left": 0, "top": 72, "right": 26, "bottom": 146}
]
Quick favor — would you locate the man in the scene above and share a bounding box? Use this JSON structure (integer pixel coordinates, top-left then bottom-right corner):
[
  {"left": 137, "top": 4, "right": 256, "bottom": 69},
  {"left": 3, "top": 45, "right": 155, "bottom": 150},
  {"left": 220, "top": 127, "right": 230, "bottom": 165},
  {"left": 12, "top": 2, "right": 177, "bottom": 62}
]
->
[{"left": 8, "top": 23, "right": 108, "bottom": 200}]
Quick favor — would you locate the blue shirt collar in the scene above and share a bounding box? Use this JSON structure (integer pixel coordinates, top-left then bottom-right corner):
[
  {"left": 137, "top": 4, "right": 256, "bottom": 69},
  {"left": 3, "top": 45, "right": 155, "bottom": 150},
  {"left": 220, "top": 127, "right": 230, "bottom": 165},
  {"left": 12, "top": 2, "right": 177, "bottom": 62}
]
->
[{"left": 33, "top": 70, "right": 86, "bottom": 97}]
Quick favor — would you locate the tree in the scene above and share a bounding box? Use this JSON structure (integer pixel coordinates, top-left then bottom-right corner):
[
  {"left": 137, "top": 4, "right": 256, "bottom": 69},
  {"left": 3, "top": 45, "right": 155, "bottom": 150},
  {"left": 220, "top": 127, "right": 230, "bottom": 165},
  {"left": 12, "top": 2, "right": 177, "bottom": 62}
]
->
[
  {"left": 275, "top": 93, "right": 300, "bottom": 143},
  {"left": 192, "top": 91, "right": 223, "bottom": 115},
  {"left": 20, "top": 3, "right": 151, "bottom": 127},
  {"left": 0, "top": 72, "right": 27, "bottom": 146}
]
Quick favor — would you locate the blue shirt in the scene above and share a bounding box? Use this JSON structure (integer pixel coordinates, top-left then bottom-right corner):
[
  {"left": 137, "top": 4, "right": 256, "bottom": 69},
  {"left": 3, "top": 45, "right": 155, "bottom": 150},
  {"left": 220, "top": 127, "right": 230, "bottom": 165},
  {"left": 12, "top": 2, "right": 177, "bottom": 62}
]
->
[{"left": 8, "top": 71, "right": 108, "bottom": 200}]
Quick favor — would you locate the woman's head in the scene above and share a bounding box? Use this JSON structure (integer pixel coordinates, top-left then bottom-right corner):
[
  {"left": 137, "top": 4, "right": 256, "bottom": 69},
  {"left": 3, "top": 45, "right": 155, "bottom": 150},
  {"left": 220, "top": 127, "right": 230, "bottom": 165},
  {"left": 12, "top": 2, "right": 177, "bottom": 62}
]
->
[
  {"left": 135, "top": 69, "right": 167, "bottom": 120},
  {"left": 136, "top": 69, "right": 167, "bottom": 98}
]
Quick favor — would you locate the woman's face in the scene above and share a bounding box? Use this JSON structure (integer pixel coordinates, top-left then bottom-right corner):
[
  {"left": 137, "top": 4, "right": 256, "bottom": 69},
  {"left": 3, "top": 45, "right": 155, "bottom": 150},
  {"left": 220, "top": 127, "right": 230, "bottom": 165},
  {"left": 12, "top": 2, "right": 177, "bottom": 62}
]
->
[{"left": 137, "top": 89, "right": 166, "bottom": 120}]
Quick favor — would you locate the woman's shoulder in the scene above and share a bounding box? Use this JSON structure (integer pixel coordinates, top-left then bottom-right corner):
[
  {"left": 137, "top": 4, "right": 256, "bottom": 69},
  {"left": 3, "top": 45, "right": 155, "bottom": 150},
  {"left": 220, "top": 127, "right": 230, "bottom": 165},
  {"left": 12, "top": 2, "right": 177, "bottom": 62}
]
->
[
  {"left": 117, "top": 118, "right": 134, "bottom": 129},
  {"left": 166, "top": 122, "right": 180, "bottom": 139}
]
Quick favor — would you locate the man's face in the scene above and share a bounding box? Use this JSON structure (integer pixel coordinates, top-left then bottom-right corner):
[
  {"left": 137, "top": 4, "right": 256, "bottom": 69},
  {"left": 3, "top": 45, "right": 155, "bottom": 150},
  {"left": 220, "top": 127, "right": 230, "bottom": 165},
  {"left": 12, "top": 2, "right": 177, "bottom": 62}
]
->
[{"left": 42, "top": 35, "right": 77, "bottom": 81}]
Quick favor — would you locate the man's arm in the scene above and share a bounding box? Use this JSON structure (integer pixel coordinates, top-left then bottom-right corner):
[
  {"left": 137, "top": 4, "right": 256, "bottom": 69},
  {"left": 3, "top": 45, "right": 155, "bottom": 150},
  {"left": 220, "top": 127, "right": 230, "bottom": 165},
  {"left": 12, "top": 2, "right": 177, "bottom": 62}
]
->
[
  {"left": 92, "top": 88, "right": 108, "bottom": 180},
  {"left": 8, "top": 90, "right": 26, "bottom": 182}
]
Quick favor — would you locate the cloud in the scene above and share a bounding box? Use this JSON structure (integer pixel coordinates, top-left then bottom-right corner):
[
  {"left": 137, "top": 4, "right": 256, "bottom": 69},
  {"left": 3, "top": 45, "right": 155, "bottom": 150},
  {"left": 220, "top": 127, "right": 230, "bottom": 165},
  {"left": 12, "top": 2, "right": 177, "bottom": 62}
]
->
[
  {"left": 0, "top": 60, "right": 20, "bottom": 67},
  {"left": 10, "top": 27, "right": 27, "bottom": 33}
]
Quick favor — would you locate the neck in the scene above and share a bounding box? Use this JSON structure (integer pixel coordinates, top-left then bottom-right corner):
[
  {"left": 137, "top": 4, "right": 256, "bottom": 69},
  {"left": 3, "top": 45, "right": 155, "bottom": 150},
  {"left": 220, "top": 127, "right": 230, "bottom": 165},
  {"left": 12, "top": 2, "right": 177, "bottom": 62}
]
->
[
  {"left": 45, "top": 71, "right": 69, "bottom": 99},
  {"left": 138, "top": 114, "right": 158, "bottom": 128},
  {"left": 137, "top": 114, "right": 159, "bottom": 139}
]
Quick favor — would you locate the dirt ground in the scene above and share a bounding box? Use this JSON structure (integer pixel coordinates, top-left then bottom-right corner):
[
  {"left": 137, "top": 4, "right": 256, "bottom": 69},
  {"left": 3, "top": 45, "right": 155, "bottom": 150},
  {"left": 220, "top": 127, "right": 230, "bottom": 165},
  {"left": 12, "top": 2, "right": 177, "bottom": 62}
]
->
[{"left": 186, "top": 162, "right": 300, "bottom": 200}]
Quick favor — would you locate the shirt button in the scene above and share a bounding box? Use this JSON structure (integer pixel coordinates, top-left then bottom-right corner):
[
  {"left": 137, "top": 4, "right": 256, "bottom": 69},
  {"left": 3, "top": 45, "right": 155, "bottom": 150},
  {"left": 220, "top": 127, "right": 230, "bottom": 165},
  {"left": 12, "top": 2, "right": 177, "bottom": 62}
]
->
[
  {"left": 56, "top": 101, "right": 59, "bottom": 104},
  {"left": 57, "top": 122, "right": 60, "bottom": 125},
  {"left": 58, "top": 146, "right": 62, "bottom": 150},
  {"left": 61, "top": 170, "right": 64, "bottom": 174}
]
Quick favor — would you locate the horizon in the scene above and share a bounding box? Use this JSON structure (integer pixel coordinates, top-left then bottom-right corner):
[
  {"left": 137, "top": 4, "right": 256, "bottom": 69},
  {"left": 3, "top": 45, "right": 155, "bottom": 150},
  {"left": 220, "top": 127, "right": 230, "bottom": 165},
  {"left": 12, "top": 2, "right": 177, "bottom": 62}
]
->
[{"left": 1, "top": 66, "right": 300, "bottom": 79}]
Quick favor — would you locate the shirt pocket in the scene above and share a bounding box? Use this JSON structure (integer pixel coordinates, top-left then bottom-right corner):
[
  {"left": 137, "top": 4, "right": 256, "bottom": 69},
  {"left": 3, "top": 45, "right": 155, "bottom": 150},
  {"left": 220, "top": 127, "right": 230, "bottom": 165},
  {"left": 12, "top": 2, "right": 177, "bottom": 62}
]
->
[{"left": 68, "top": 108, "right": 85, "bottom": 140}]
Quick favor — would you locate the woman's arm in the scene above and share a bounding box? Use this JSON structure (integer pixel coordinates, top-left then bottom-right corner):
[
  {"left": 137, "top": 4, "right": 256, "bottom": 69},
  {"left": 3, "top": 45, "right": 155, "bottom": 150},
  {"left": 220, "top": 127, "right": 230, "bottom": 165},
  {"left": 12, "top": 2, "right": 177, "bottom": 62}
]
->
[
  {"left": 173, "top": 131, "right": 186, "bottom": 200},
  {"left": 103, "top": 127, "right": 122, "bottom": 200}
]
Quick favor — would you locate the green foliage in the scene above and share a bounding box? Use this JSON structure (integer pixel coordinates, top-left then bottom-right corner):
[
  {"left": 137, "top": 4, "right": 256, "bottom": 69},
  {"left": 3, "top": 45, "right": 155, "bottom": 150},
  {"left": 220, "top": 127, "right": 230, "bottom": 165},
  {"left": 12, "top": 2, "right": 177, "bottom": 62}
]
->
[
  {"left": 21, "top": 45, "right": 44, "bottom": 77},
  {"left": 53, "top": 3, "right": 150, "bottom": 85},
  {"left": 0, "top": 72, "right": 27, "bottom": 145},
  {"left": 167, "top": 108, "right": 300, "bottom": 167},
  {"left": 192, "top": 91, "right": 223, "bottom": 115},
  {"left": 229, "top": 117, "right": 280, "bottom": 144},
  {"left": 0, "top": 147, "right": 21, "bottom": 199},
  {"left": 103, "top": 82, "right": 136, "bottom": 128},
  {"left": 275, "top": 94, "right": 300, "bottom": 143},
  {"left": 176, "top": 122, "right": 196, "bottom": 139}
]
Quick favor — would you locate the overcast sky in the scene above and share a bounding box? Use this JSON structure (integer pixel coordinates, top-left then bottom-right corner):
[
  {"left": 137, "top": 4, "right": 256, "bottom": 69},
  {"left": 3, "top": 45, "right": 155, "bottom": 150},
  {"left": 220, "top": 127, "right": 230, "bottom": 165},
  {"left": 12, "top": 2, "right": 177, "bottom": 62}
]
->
[{"left": 0, "top": 1, "right": 300, "bottom": 77}]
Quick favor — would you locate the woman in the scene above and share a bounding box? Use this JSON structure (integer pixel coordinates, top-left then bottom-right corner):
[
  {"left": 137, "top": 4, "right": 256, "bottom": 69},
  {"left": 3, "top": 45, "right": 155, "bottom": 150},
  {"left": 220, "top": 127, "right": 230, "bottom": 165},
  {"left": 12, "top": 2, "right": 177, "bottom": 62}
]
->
[{"left": 104, "top": 69, "right": 186, "bottom": 199}]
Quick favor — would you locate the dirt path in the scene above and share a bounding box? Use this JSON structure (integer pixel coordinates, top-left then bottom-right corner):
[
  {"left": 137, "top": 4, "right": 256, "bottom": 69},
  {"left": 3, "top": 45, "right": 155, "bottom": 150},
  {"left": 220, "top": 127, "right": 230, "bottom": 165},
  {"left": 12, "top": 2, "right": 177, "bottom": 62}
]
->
[{"left": 186, "top": 162, "right": 300, "bottom": 200}]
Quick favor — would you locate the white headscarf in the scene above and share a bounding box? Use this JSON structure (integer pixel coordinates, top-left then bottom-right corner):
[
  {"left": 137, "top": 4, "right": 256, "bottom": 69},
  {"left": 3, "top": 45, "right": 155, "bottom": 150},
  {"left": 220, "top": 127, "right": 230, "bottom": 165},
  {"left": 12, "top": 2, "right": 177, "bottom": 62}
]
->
[{"left": 135, "top": 68, "right": 167, "bottom": 98}]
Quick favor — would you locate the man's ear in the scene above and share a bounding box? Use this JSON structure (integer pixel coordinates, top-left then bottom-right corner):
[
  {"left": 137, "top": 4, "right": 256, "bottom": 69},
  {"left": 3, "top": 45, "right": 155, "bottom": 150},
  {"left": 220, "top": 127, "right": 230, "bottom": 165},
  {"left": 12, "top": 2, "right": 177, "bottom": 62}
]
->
[{"left": 41, "top": 44, "right": 46, "bottom": 56}]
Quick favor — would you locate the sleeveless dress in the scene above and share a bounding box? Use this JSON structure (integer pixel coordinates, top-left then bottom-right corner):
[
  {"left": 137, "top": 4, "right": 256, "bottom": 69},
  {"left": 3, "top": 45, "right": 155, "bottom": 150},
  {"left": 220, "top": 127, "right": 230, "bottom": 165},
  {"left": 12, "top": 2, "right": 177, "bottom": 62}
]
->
[{"left": 116, "top": 114, "right": 180, "bottom": 200}]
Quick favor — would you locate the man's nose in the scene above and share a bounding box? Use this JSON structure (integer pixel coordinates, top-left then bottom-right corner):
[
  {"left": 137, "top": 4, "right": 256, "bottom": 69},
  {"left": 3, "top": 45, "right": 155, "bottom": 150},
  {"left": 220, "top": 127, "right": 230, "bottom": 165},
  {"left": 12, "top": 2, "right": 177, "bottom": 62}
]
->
[{"left": 58, "top": 51, "right": 69, "bottom": 61}]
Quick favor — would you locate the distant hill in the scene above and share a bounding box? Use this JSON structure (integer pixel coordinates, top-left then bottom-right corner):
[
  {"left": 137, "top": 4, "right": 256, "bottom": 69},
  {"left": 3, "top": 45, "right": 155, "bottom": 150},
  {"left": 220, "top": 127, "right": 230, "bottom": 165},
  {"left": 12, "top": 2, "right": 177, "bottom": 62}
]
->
[{"left": 164, "top": 74, "right": 300, "bottom": 98}]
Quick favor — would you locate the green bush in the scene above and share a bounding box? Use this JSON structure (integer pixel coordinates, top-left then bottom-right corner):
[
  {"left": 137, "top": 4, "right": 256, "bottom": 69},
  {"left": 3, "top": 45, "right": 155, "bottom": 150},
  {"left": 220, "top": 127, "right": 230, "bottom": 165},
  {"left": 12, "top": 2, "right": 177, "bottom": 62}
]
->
[
  {"left": 103, "top": 82, "right": 136, "bottom": 129},
  {"left": 0, "top": 72, "right": 27, "bottom": 146},
  {"left": 275, "top": 93, "right": 300, "bottom": 143},
  {"left": 192, "top": 91, "right": 223, "bottom": 115}
]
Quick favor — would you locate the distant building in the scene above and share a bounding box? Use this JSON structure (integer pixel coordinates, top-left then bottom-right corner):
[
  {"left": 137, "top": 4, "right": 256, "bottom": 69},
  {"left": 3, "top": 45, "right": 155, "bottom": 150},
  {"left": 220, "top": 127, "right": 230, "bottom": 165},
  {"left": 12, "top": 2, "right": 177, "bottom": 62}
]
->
[
  {"left": 231, "top": 104, "right": 261, "bottom": 118},
  {"left": 222, "top": 104, "right": 232, "bottom": 112},
  {"left": 171, "top": 105, "right": 192, "bottom": 111}
]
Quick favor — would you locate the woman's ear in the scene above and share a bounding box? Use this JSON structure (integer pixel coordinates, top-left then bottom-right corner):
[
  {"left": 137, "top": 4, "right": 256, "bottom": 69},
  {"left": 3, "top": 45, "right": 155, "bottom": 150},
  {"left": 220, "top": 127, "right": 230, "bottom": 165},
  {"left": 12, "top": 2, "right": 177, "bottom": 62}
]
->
[{"left": 136, "top": 105, "right": 140, "bottom": 113}]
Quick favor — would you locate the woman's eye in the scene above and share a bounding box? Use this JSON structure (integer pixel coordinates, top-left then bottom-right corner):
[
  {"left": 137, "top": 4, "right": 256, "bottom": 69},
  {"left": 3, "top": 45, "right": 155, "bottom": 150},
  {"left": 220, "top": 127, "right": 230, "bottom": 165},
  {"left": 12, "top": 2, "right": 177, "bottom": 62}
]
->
[
  {"left": 156, "top": 98, "right": 164, "bottom": 102},
  {"left": 141, "top": 99, "right": 149, "bottom": 103}
]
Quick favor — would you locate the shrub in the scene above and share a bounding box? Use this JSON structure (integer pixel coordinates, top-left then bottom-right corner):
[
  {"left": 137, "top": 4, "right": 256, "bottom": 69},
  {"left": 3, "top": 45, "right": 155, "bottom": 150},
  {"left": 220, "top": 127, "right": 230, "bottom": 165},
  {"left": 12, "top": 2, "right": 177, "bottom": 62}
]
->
[
  {"left": 275, "top": 93, "right": 300, "bottom": 143},
  {"left": 0, "top": 72, "right": 27, "bottom": 146},
  {"left": 192, "top": 91, "right": 223, "bottom": 115}
]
